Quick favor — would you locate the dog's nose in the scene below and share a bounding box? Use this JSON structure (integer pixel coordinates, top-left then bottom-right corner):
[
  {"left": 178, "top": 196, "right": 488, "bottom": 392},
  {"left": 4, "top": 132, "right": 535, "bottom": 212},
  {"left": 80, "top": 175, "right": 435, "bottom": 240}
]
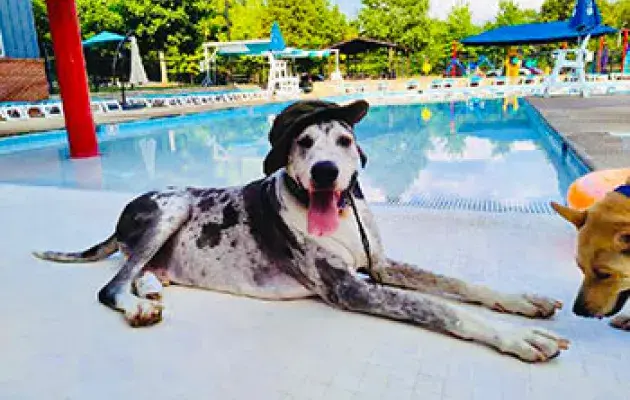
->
[
  {"left": 311, "top": 161, "right": 339, "bottom": 188},
  {"left": 572, "top": 298, "right": 593, "bottom": 317}
]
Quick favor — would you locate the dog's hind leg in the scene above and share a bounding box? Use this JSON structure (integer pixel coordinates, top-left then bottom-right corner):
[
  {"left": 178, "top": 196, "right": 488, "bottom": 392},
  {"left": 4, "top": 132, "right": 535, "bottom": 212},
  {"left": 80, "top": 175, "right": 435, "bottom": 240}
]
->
[
  {"left": 98, "top": 193, "right": 191, "bottom": 327},
  {"left": 314, "top": 259, "right": 569, "bottom": 363},
  {"left": 372, "top": 259, "right": 563, "bottom": 319}
]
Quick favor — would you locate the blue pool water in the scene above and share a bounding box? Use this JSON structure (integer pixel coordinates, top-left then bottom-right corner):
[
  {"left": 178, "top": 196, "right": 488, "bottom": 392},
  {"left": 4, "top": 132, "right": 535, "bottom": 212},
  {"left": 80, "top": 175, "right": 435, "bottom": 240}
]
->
[{"left": 0, "top": 98, "right": 589, "bottom": 212}]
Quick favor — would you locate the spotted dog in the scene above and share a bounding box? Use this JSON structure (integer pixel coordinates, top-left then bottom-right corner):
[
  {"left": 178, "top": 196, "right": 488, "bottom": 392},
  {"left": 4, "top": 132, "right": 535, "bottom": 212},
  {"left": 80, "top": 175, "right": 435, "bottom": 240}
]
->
[{"left": 35, "top": 100, "right": 569, "bottom": 363}]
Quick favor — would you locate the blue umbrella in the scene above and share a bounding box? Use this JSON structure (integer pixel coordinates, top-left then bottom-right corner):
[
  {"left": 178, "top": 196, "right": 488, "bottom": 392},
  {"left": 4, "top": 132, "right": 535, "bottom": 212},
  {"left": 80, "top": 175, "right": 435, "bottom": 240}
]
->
[
  {"left": 569, "top": 0, "right": 602, "bottom": 31},
  {"left": 269, "top": 22, "right": 286, "bottom": 52},
  {"left": 461, "top": 0, "right": 616, "bottom": 46},
  {"left": 82, "top": 31, "right": 127, "bottom": 47}
]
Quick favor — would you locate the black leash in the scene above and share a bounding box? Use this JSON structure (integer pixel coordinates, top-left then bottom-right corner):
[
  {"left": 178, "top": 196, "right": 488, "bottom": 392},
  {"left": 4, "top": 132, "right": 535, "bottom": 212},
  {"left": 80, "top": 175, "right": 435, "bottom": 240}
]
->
[{"left": 345, "top": 187, "right": 377, "bottom": 282}]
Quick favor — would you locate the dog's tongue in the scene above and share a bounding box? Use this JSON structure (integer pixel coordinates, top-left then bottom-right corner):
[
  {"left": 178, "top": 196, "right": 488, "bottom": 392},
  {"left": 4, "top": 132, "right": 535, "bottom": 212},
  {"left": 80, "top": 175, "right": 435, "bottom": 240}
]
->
[{"left": 308, "top": 190, "right": 340, "bottom": 236}]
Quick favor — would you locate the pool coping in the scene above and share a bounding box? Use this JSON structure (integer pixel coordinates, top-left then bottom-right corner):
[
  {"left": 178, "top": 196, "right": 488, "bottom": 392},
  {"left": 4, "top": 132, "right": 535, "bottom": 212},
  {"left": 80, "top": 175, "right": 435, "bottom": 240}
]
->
[
  {"left": 524, "top": 97, "right": 597, "bottom": 172},
  {"left": 526, "top": 95, "right": 630, "bottom": 171}
]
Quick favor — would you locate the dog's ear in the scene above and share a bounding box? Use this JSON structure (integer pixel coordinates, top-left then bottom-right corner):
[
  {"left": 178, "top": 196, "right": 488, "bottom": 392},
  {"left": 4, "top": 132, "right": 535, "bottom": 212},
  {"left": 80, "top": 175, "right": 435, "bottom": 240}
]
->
[
  {"left": 550, "top": 201, "right": 587, "bottom": 229},
  {"left": 626, "top": 175, "right": 630, "bottom": 185},
  {"left": 358, "top": 146, "right": 368, "bottom": 168}
]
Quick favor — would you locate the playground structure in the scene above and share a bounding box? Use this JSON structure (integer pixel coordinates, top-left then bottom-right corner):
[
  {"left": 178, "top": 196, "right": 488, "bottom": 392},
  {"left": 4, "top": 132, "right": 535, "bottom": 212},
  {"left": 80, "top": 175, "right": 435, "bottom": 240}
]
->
[
  {"left": 445, "top": 41, "right": 466, "bottom": 77},
  {"left": 461, "top": 0, "right": 617, "bottom": 98},
  {"left": 445, "top": 41, "right": 496, "bottom": 78},
  {"left": 611, "top": 28, "right": 630, "bottom": 79},
  {"left": 505, "top": 48, "right": 522, "bottom": 84},
  {"left": 467, "top": 55, "right": 495, "bottom": 77}
]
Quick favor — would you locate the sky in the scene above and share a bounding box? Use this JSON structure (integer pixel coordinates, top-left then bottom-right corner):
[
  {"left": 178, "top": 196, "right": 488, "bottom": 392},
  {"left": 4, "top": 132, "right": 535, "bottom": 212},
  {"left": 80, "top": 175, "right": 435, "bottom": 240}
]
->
[{"left": 332, "top": 0, "right": 546, "bottom": 23}]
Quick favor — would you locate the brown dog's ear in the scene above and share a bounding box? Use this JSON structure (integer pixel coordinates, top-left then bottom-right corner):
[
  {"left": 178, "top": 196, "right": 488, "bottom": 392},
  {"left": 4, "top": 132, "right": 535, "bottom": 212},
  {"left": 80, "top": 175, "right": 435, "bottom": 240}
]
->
[
  {"left": 550, "top": 201, "right": 587, "bottom": 228},
  {"left": 626, "top": 175, "right": 630, "bottom": 185},
  {"left": 357, "top": 145, "right": 368, "bottom": 168}
]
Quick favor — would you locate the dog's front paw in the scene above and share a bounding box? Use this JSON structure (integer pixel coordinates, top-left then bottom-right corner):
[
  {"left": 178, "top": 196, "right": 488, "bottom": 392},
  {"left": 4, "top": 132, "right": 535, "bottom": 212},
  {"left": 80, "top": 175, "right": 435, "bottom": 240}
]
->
[
  {"left": 497, "top": 327, "right": 570, "bottom": 363},
  {"left": 134, "top": 271, "right": 164, "bottom": 300},
  {"left": 491, "top": 294, "right": 562, "bottom": 319},
  {"left": 610, "top": 314, "right": 630, "bottom": 330},
  {"left": 124, "top": 299, "right": 164, "bottom": 327}
]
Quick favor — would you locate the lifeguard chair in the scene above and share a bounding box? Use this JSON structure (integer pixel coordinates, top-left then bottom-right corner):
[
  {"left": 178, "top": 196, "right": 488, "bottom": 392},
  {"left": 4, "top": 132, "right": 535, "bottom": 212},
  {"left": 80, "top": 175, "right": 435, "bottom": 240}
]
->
[{"left": 267, "top": 56, "right": 300, "bottom": 97}]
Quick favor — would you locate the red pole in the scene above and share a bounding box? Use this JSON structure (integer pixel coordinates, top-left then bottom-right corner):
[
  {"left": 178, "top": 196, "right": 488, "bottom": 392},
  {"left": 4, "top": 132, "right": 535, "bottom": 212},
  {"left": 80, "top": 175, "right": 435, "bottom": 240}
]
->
[
  {"left": 451, "top": 41, "right": 457, "bottom": 77},
  {"left": 622, "top": 29, "right": 629, "bottom": 74},
  {"left": 596, "top": 37, "right": 604, "bottom": 74},
  {"left": 45, "top": 0, "right": 98, "bottom": 158}
]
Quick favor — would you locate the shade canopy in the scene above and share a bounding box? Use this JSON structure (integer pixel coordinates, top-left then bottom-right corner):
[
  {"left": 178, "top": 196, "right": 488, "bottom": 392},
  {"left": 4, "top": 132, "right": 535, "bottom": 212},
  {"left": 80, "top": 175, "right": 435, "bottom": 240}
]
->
[
  {"left": 216, "top": 39, "right": 273, "bottom": 56},
  {"left": 82, "top": 31, "right": 126, "bottom": 47},
  {"left": 275, "top": 47, "right": 331, "bottom": 59},
  {"left": 328, "top": 38, "right": 400, "bottom": 55},
  {"left": 212, "top": 22, "right": 286, "bottom": 56},
  {"left": 461, "top": 0, "right": 616, "bottom": 46}
]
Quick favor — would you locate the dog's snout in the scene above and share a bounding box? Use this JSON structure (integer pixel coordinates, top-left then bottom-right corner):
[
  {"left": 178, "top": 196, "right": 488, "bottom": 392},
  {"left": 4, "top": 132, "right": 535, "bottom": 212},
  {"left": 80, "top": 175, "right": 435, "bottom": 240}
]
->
[
  {"left": 572, "top": 293, "right": 594, "bottom": 317},
  {"left": 311, "top": 161, "right": 339, "bottom": 188}
]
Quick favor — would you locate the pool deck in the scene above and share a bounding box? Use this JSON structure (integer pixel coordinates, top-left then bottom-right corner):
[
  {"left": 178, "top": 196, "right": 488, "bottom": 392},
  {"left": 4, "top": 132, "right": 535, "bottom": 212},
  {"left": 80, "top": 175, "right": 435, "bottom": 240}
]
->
[
  {"left": 528, "top": 95, "right": 630, "bottom": 170},
  {"left": 0, "top": 97, "right": 280, "bottom": 136},
  {"left": 3, "top": 184, "right": 630, "bottom": 400},
  {"left": 4, "top": 94, "right": 630, "bottom": 399}
]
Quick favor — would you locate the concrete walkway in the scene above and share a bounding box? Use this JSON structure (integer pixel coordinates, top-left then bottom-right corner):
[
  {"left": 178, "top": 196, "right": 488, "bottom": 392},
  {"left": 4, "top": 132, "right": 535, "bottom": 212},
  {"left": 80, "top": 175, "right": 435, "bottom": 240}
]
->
[
  {"left": 2, "top": 184, "right": 629, "bottom": 399},
  {"left": 528, "top": 95, "right": 630, "bottom": 170}
]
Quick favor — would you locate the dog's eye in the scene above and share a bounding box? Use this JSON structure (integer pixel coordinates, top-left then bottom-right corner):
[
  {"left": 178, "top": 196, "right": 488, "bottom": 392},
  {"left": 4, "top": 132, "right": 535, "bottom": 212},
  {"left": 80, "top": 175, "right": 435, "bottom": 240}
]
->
[
  {"left": 337, "top": 136, "right": 353, "bottom": 148},
  {"left": 297, "top": 136, "right": 313, "bottom": 149},
  {"left": 594, "top": 270, "right": 612, "bottom": 280}
]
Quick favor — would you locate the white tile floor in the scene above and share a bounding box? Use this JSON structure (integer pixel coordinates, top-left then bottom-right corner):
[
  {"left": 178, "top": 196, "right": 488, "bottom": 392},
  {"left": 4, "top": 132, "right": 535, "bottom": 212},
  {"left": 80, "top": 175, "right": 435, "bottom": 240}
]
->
[{"left": 1, "top": 185, "right": 629, "bottom": 400}]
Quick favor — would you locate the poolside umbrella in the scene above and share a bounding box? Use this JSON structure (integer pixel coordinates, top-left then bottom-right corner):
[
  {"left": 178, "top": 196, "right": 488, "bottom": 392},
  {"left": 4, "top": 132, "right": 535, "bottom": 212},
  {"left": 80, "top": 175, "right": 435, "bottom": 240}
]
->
[
  {"left": 128, "top": 36, "right": 149, "bottom": 86},
  {"left": 82, "top": 31, "right": 126, "bottom": 47},
  {"left": 461, "top": 0, "right": 616, "bottom": 46},
  {"left": 269, "top": 22, "right": 286, "bottom": 52}
]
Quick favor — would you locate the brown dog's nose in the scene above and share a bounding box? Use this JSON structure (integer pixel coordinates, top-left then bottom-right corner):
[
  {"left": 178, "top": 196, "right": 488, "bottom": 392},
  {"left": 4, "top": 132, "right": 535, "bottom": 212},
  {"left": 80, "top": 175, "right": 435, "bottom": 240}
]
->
[
  {"left": 311, "top": 161, "right": 339, "bottom": 188},
  {"left": 572, "top": 293, "right": 593, "bottom": 317}
]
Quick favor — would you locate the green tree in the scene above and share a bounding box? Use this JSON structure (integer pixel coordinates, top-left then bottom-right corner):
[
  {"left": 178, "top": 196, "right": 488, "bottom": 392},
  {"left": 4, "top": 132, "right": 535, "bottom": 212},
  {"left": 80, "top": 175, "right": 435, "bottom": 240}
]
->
[
  {"left": 32, "top": 0, "right": 125, "bottom": 44},
  {"left": 260, "top": 0, "right": 354, "bottom": 48},
  {"left": 117, "top": 0, "right": 219, "bottom": 80},
  {"left": 539, "top": 0, "right": 574, "bottom": 22},
  {"left": 491, "top": 0, "right": 538, "bottom": 27},
  {"left": 225, "top": 0, "right": 267, "bottom": 41},
  {"left": 359, "top": 0, "right": 432, "bottom": 51},
  {"left": 443, "top": 3, "right": 480, "bottom": 61}
]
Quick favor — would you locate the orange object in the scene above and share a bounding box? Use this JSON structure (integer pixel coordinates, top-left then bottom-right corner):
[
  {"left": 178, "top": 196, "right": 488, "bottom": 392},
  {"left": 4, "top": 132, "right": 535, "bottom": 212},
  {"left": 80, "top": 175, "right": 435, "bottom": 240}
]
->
[{"left": 567, "top": 169, "right": 630, "bottom": 210}]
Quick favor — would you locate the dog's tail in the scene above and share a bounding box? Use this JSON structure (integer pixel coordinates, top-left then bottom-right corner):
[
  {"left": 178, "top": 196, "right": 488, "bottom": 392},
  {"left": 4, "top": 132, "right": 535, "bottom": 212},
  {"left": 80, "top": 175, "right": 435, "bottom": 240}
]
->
[{"left": 32, "top": 234, "right": 118, "bottom": 263}]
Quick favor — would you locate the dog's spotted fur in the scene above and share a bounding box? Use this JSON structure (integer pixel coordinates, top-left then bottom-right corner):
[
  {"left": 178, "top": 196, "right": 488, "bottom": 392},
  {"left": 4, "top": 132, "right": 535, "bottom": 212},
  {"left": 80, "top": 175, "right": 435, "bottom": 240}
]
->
[{"left": 35, "top": 118, "right": 568, "bottom": 362}]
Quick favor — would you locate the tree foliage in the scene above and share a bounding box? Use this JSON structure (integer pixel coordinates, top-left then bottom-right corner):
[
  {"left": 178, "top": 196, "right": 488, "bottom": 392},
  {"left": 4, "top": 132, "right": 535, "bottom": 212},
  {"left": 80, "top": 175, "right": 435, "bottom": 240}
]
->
[
  {"left": 490, "top": 0, "right": 538, "bottom": 27},
  {"left": 539, "top": 0, "right": 575, "bottom": 22},
  {"left": 29, "top": 0, "right": 630, "bottom": 81}
]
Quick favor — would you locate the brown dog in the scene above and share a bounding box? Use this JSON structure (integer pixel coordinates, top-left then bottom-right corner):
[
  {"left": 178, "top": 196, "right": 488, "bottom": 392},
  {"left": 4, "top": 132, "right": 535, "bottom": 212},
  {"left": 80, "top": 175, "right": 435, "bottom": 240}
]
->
[{"left": 552, "top": 176, "right": 630, "bottom": 330}]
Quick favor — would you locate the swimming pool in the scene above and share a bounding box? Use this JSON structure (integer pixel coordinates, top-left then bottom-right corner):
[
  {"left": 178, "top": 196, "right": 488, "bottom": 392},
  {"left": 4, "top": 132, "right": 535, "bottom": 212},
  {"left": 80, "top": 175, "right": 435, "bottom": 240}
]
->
[{"left": 0, "top": 98, "right": 589, "bottom": 213}]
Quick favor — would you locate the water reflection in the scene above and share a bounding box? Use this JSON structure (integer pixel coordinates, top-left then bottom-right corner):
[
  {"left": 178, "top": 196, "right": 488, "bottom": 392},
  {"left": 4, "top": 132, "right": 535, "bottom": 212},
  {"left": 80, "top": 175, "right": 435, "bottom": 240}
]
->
[{"left": 0, "top": 99, "right": 583, "bottom": 204}]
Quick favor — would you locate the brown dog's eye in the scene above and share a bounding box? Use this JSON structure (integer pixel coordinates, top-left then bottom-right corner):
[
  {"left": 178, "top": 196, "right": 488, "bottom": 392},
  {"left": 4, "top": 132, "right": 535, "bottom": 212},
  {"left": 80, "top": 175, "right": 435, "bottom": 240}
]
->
[
  {"left": 297, "top": 136, "right": 313, "bottom": 149},
  {"left": 594, "top": 270, "right": 612, "bottom": 280},
  {"left": 337, "top": 136, "right": 353, "bottom": 148}
]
